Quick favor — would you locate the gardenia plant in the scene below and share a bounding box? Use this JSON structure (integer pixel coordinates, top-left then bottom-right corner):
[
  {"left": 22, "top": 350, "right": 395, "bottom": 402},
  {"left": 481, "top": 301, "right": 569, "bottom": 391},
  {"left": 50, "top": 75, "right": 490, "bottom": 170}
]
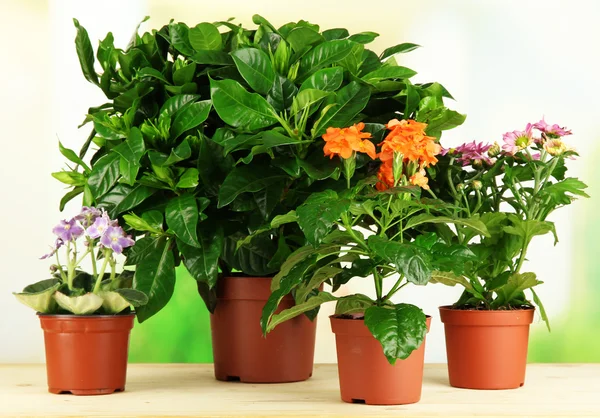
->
[
  {"left": 14, "top": 207, "right": 148, "bottom": 315},
  {"left": 261, "top": 119, "right": 487, "bottom": 364},
  {"left": 428, "top": 118, "right": 588, "bottom": 328}
]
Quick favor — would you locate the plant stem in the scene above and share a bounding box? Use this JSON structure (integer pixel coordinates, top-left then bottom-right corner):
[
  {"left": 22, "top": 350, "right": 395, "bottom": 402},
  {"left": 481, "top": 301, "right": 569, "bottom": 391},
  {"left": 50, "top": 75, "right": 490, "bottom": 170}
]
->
[
  {"left": 373, "top": 269, "right": 383, "bottom": 304},
  {"left": 382, "top": 277, "right": 407, "bottom": 302},
  {"left": 55, "top": 252, "right": 67, "bottom": 282},
  {"left": 66, "top": 241, "right": 75, "bottom": 290},
  {"left": 93, "top": 252, "right": 110, "bottom": 293}
]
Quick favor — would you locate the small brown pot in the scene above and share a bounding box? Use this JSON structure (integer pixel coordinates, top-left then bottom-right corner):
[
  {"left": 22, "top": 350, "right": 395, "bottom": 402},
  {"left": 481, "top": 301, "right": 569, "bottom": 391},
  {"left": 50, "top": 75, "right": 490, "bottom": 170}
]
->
[
  {"left": 330, "top": 315, "right": 431, "bottom": 405},
  {"left": 210, "top": 276, "right": 317, "bottom": 383},
  {"left": 439, "top": 306, "right": 534, "bottom": 389},
  {"left": 38, "top": 313, "right": 135, "bottom": 395}
]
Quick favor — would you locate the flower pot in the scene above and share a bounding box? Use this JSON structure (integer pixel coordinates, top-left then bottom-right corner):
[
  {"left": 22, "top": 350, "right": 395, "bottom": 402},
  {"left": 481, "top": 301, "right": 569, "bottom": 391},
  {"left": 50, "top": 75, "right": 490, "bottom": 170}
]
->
[
  {"left": 210, "top": 276, "right": 317, "bottom": 383},
  {"left": 330, "top": 315, "right": 431, "bottom": 405},
  {"left": 38, "top": 313, "right": 135, "bottom": 395},
  {"left": 439, "top": 306, "right": 534, "bottom": 389}
]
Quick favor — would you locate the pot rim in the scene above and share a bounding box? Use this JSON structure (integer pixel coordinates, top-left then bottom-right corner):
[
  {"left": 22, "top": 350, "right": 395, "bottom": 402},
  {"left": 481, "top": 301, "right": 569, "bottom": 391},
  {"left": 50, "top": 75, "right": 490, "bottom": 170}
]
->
[
  {"left": 438, "top": 305, "right": 535, "bottom": 313},
  {"left": 329, "top": 314, "right": 432, "bottom": 320},
  {"left": 37, "top": 312, "right": 136, "bottom": 319}
]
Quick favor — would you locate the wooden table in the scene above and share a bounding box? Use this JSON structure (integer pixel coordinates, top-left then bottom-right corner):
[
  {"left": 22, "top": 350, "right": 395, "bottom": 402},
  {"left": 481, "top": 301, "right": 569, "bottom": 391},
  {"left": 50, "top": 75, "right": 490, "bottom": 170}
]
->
[{"left": 0, "top": 364, "right": 598, "bottom": 417}]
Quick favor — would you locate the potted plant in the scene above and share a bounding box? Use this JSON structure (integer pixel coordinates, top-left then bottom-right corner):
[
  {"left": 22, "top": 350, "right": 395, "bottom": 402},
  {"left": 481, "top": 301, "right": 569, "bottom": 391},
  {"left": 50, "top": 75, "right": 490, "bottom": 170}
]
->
[
  {"left": 62, "top": 15, "right": 462, "bottom": 382},
  {"left": 428, "top": 120, "right": 589, "bottom": 389},
  {"left": 261, "top": 118, "right": 487, "bottom": 404},
  {"left": 14, "top": 207, "right": 148, "bottom": 395}
]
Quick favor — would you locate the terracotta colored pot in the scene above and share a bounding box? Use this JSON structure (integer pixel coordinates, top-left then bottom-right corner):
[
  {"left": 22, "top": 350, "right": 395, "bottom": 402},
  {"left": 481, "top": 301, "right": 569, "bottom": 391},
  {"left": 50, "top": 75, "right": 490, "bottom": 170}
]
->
[
  {"left": 330, "top": 315, "right": 431, "bottom": 405},
  {"left": 38, "top": 313, "right": 135, "bottom": 395},
  {"left": 210, "top": 276, "right": 317, "bottom": 383},
  {"left": 439, "top": 306, "right": 534, "bottom": 389}
]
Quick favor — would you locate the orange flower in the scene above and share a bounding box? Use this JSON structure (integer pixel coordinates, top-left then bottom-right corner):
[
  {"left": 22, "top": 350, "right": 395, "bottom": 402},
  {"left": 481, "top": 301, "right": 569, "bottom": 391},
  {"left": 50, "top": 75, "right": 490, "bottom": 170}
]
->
[
  {"left": 379, "top": 119, "right": 441, "bottom": 168},
  {"left": 322, "top": 122, "right": 376, "bottom": 160},
  {"left": 409, "top": 169, "right": 430, "bottom": 190},
  {"left": 376, "top": 160, "right": 394, "bottom": 191}
]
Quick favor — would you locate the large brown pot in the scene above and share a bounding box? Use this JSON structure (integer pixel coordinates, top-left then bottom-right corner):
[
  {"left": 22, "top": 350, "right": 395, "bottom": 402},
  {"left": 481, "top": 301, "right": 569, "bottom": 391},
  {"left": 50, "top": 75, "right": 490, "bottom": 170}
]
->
[
  {"left": 439, "top": 306, "right": 534, "bottom": 389},
  {"left": 38, "top": 313, "right": 135, "bottom": 395},
  {"left": 210, "top": 276, "right": 317, "bottom": 383},
  {"left": 330, "top": 315, "right": 431, "bottom": 405}
]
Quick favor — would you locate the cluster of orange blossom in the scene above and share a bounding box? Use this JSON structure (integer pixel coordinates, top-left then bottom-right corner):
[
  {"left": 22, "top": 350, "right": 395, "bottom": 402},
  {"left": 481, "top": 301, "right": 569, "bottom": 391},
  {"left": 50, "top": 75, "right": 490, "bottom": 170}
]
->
[{"left": 321, "top": 119, "right": 441, "bottom": 191}]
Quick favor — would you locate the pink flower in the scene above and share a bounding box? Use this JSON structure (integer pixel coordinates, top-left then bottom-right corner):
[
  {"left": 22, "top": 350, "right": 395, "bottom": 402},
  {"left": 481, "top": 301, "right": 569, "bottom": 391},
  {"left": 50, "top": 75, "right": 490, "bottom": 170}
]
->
[
  {"left": 533, "top": 118, "right": 572, "bottom": 138},
  {"left": 502, "top": 123, "right": 534, "bottom": 155},
  {"left": 454, "top": 141, "right": 493, "bottom": 166}
]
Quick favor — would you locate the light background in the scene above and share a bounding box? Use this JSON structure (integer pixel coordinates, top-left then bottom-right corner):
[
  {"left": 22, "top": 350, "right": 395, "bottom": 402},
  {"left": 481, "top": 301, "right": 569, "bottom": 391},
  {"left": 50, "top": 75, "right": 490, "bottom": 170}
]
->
[{"left": 0, "top": 0, "right": 598, "bottom": 363}]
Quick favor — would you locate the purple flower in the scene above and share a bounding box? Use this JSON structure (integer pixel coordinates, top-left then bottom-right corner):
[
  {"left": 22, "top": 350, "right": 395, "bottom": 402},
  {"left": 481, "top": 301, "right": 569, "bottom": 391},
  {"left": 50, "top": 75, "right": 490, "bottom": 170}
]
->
[
  {"left": 454, "top": 141, "right": 493, "bottom": 166},
  {"left": 52, "top": 219, "right": 84, "bottom": 242},
  {"left": 502, "top": 123, "right": 534, "bottom": 155},
  {"left": 86, "top": 212, "right": 117, "bottom": 239},
  {"left": 533, "top": 118, "right": 572, "bottom": 138},
  {"left": 74, "top": 206, "right": 102, "bottom": 228},
  {"left": 100, "top": 226, "right": 135, "bottom": 254},
  {"left": 40, "top": 238, "right": 64, "bottom": 260}
]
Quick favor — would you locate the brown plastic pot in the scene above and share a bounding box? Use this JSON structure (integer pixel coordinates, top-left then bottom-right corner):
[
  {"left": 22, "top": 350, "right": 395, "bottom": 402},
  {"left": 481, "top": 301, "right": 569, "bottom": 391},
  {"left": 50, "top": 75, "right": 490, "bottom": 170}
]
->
[
  {"left": 330, "top": 315, "right": 431, "bottom": 405},
  {"left": 210, "top": 276, "right": 317, "bottom": 383},
  {"left": 439, "top": 306, "right": 534, "bottom": 389},
  {"left": 38, "top": 313, "right": 135, "bottom": 395}
]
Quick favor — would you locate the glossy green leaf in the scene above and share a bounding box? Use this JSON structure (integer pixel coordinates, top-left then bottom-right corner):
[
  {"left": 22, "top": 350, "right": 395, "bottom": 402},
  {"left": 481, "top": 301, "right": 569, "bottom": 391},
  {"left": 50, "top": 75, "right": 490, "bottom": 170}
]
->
[
  {"left": 191, "top": 50, "right": 234, "bottom": 65},
  {"left": 348, "top": 31, "right": 379, "bottom": 44},
  {"left": 87, "top": 152, "right": 120, "bottom": 199},
  {"left": 171, "top": 100, "right": 212, "bottom": 139},
  {"left": 115, "top": 288, "right": 149, "bottom": 307},
  {"left": 405, "top": 213, "right": 490, "bottom": 237},
  {"left": 159, "top": 94, "right": 200, "bottom": 117},
  {"left": 266, "top": 291, "right": 336, "bottom": 333},
  {"left": 312, "top": 81, "right": 370, "bottom": 137},
  {"left": 113, "top": 127, "right": 145, "bottom": 186},
  {"left": 267, "top": 75, "right": 298, "bottom": 111},
  {"left": 125, "top": 236, "right": 164, "bottom": 266},
  {"left": 365, "top": 303, "right": 427, "bottom": 364},
  {"left": 59, "top": 187, "right": 84, "bottom": 211},
  {"left": 337, "top": 42, "right": 364, "bottom": 75},
  {"left": 178, "top": 227, "right": 223, "bottom": 288},
  {"left": 173, "top": 62, "right": 197, "bottom": 86},
  {"left": 532, "top": 288, "right": 550, "bottom": 331},
  {"left": 296, "top": 190, "right": 350, "bottom": 247},
  {"left": 73, "top": 19, "right": 99, "bottom": 85},
  {"left": 368, "top": 236, "right": 433, "bottom": 285},
  {"left": 271, "top": 211, "right": 298, "bottom": 228},
  {"left": 54, "top": 291, "right": 103, "bottom": 315},
  {"left": 379, "top": 43, "right": 420, "bottom": 60},
  {"left": 231, "top": 48, "right": 276, "bottom": 95},
  {"left": 210, "top": 78, "right": 278, "bottom": 130},
  {"left": 166, "top": 194, "right": 200, "bottom": 247},
  {"left": 59, "top": 142, "right": 90, "bottom": 173},
  {"left": 296, "top": 266, "right": 342, "bottom": 303},
  {"left": 123, "top": 213, "right": 162, "bottom": 234},
  {"left": 362, "top": 65, "right": 417, "bottom": 84},
  {"left": 493, "top": 272, "right": 542, "bottom": 308},
  {"left": 168, "top": 22, "right": 194, "bottom": 55},
  {"left": 298, "top": 40, "right": 355, "bottom": 79},
  {"left": 99, "top": 184, "right": 155, "bottom": 217},
  {"left": 189, "top": 22, "right": 222, "bottom": 51},
  {"left": 176, "top": 168, "right": 200, "bottom": 188},
  {"left": 299, "top": 67, "right": 344, "bottom": 92},
  {"left": 291, "top": 89, "right": 330, "bottom": 116},
  {"left": 321, "top": 28, "right": 349, "bottom": 41},
  {"left": 52, "top": 171, "right": 86, "bottom": 186},
  {"left": 429, "top": 270, "right": 473, "bottom": 290},
  {"left": 285, "top": 26, "right": 324, "bottom": 52},
  {"left": 539, "top": 177, "right": 589, "bottom": 206},
  {"left": 218, "top": 165, "right": 286, "bottom": 208},
  {"left": 335, "top": 294, "right": 374, "bottom": 315}
]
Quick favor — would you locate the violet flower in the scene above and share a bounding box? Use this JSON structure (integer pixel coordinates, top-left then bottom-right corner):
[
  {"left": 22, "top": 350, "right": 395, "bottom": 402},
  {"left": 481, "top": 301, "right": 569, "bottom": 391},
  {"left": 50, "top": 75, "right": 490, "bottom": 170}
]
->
[
  {"left": 86, "top": 213, "right": 109, "bottom": 239},
  {"left": 40, "top": 238, "right": 64, "bottom": 260},
  {"left": 100, "top": 226, "right": 135, "bottom": 254},
  {"left": 454, "top": 141, "right": 493, "bottom": 166},
  {"left": 74, "top": 206, "right": 102, "bottom": 228},
  {"left": 502, "top": 123, "right": 534, "bottom": 155},
  {"left": 52, "top": 219, "right": 84, "bottom": 242},
  {"left": 533, "top": 118, "right": 572, "bottom": 138}
]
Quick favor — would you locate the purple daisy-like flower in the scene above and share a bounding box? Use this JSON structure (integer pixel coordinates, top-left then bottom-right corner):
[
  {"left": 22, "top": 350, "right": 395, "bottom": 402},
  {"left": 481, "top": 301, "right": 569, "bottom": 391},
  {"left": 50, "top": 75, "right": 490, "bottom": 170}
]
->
[
  {"left": 533, "top": 118, "right": 572, "bottom": 138},
  {"left": 502, "top": 123, "right": 534, "bottom": 155},
  {"left": 52, "top": 219, "right": 84, "bottom": 242},
  {"left": 454, "top": 141, "right": 493, "bottom": 166},
  {"left": 86, "top": 213, "right": 109, "bottom": 239},
  {"left": 100, "top": 226, "right": 135, "bottom": 254},
  {"left": 40, "top": 238, "right": 64, "bottom": 260},
  {"left": 74, "top": 206, "right": 102, "bottom": 228}
]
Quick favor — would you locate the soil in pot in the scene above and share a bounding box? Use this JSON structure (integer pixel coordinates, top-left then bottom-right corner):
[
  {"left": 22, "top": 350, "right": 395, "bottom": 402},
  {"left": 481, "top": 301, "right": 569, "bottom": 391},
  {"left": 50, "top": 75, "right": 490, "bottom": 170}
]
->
[
  {"left": 39, "top": 313, "right": 135, "bottom": 395},
  {"left": 330, "top": 315, "right": 431, "bottom": 405},
  {"left": 439, "top": 306, "right": 534, "bottom": 389},
  {"left": 210, "top": 276, "right": 318, "bottom": 383}
]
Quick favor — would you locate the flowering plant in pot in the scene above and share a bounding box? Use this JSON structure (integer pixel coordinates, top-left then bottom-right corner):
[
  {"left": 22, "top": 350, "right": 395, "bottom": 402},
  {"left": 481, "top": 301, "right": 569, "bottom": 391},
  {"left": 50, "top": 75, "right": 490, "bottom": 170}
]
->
[
  {"left": 261, "top": 119, "right": 488, "bottom": 404},
  {"left": 62, "top": 15, "right": 463, "bottom": 382},
  {"left": 428, "top": 120, "right": 588, "bottom": 389},
  {"left": 14, "top": 207, "right": 148, "bottom": 395}
]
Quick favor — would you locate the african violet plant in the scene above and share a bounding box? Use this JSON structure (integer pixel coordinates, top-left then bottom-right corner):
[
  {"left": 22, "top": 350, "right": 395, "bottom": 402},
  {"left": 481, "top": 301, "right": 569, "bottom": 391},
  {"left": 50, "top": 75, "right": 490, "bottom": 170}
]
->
[
  {"left": 427, "top": 119, "right": 588, "bottom": 328},
  {"left": 14, "top": 207, "right": 148, "bottom": 315},
  {"left": 58, "top": 15, "right": 464, "bottom": 322},
  {"left": 261, "top": 119, "right": 487, "bottom": 364}
]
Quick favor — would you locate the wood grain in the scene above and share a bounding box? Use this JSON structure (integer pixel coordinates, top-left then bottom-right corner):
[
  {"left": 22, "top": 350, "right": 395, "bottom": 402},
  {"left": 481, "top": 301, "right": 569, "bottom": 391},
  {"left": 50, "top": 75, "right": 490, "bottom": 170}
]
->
[{"left": 0, "top": 364, "right": 598, "bottom": 417}]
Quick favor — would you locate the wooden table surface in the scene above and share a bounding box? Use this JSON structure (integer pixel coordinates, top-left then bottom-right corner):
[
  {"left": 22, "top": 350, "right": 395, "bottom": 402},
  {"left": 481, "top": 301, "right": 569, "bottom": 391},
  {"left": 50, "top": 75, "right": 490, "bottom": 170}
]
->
[{"left": 0, "top": 364, "right": 598, "bottom": 417}]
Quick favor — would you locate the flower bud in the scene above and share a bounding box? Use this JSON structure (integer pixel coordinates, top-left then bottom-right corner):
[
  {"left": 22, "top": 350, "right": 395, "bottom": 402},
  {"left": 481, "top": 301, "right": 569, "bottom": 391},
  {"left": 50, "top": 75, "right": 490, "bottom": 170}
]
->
[
  {"left": 456, "top": 183, "right": 465, "bottom": 191},
  {"left": 49, "top": 264, "right": 58, "bottom": 272},
  {"left": 472, "top": 180, "right": 482, "bottom": 191},
  {"left": 543, "top": 138, "right": 567, "bottom": 156},
  {"left": 488, "top": 142, "right": 501, "bottom": 157}
]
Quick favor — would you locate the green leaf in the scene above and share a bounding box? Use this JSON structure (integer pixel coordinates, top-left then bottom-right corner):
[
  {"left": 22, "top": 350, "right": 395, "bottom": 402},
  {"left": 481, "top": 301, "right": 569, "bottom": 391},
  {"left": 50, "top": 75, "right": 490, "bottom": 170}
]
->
[
  {"left": 312, "top": 81, "right": 370, "bottom": 137},
  {"left": 166, "top": 138, "right": 192, "bottom": 166},
  {"left": 159, "top": 94, "right": 200, "bottom": 117},
  {"left": 364, "top": 303, "right": 427, "bottom": 364},
  {"left": 191, "top": 50, "right": 234, "bottom": 65},
  {"left": 296, "top": 190, "right": 350, "bottom": 246},
  {"left": 299, "top": 67, "right": 344, "bottom": 92},
  {"left": 540, "top": 177, "right": 589, "bottom": 206},
  {"left": 59, "top": 142, "right": 90, "bottom": 173},
  {"left": 337, "top": 42, "right": 364, "bottom": 75},
  {"left": 271, "top": 210, "right": 298, "bottom": 228},
  {"left": 494, "top": 272, "right": 542, "bottom": 308},
  {"left": 176, "top": 168, "right": 199, "bottom": 188},
  {"left": 335, "top": 294, "right": 374, "bottom": 315},
  {"left": 133, "top": 238, "right": 176, "bottom": 322},
  {"left": 321, "top": 28, "right": 349, "bottom": 41},
  {"left": 73, "top": 19, "right": 98, "bottom": 85},
  {"left": 531, "top": 288, "right": 550, "bottom": 331},
  {"left": 179, "top": 227, "right": 223, "bottom": 288},
  {"left": 171, "top": 100, "right": 212, "bottom": 139},
  {"left": 266, "top": 292, "right": 337, "bottom": 333},
  {"left": 362, "top": 65, "right": 417, "bottom": 84},
  {"left": 52, "top": 171, "right": 86, "bottom": 186},
  {"left": 168, "top": 22, "right": 194, "bottom": 55},
  {"left": 114, "top": 288, "right": 149, "bottom": 307},
  {"left": 298, "top": 40, "right": 355, "bottom": 79},
  {"left": 231, "top": 48, "right": 276, "bottom": 95},
  {"left": 218, "top": 165, "right": 286, "bottom": 208},
  {"left": 123, "top": 213, "right": 161, "bottom": 234},
  {"left": 429, "top": 270, "right": 473, "bottom": 290},
  {"left": 379, "top": 43, "right": 420, "bottom": 60},
  {"left": 98, "top": 291, "right": 132, "bottom": 314},
  {"left": 125, "top": 236, "right": 164, "bottom": 266},
  {"left": 295, "top": 266, "right": 342, "bottom": 303},
  {"left": 348, "top": 31, "right": 379, "bottom": 44},
  {"left": 113, "top": 127, "right": 145, "bottom": 186},
  {"left": 188, "top": 22, "right": 222, "bottom": 51},
  {"left": 405, "top": 213, "right": 490, "bottom": 237},
  {"left": 503, "top": 217, "right": 555, "bottom": 244},
  {"left": 14, "top": 280, "right": 61, "bottom": 313},
  {"left": 291, "top": 89, "right": 330, "bottom": 116},
  {"left": 99, "top": 184, "right": 155, "bottom": 217},
  {"left": 59, "top": 187, "right": 84, "bottom": 211},
  {"left": 166, "top": 194, "right": 200, "bottom": 247},
  {"left": 267, "top": 75, "right": 298, "bottom": 111},
  {"left": 368, "top": 236, "right": 433, "bottom": 285},
  {"left": 87, "top": 152, "right": 120, "bottom": 199},
  {"left": 423, "top": 109, "right": 467, "bottom": 138},
  {"left": 54, "top": 291, "right": 103, "bottom": 315},
  {"left": 285, "top": 26, "right": 324, "bottom": 52},
  {"left": 210, "top": 78, "right": 278, "bottom": 130}
]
